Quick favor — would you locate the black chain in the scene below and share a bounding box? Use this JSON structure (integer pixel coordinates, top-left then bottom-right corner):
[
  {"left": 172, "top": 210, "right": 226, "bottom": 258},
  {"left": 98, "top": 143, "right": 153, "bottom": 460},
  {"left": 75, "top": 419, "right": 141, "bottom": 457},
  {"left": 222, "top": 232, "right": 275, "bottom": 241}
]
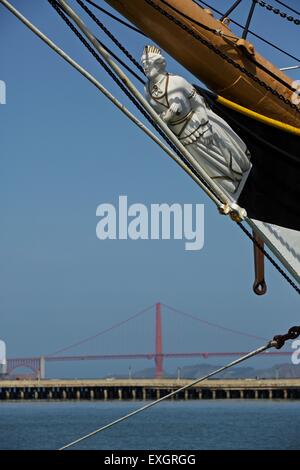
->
[
  {"left": 272, "top": 325, "right": 300, "bottom": 349},
  {"left": 76, "top": 0, "right": 145, "bottom": 76},
  {"left": 48, "top": 0, "right": 222, "bottom": 205},
  {"left": 145, "top": 0, "right": 300, "bottom": 115},
  {"left": 255, "top": 0, "right": 300, "bottom": 25}
]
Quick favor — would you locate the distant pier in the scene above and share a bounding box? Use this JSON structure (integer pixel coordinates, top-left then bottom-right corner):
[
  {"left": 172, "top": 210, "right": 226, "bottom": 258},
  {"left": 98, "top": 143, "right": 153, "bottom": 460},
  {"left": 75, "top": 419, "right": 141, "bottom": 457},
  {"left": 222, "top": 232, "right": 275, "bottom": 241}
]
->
[{"left": 1, "top": 378, "right": 300, "bottom": 400}]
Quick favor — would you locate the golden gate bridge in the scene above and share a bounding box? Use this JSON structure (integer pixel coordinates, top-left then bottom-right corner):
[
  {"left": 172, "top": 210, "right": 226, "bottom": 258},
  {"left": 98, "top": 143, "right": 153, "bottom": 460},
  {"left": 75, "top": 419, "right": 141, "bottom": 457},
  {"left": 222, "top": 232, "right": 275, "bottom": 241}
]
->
[{"left": 6, "top": 303, "right": 292, "bottom": 378}]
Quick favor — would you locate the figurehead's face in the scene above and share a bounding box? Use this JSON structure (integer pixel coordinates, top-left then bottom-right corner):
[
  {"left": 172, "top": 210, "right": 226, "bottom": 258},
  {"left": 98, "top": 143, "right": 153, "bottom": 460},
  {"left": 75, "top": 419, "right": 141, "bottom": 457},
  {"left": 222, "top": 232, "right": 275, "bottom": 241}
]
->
[
  {"left": 141, "top": 46, "right": 166, "bottom": 80},
  {"left": 142, "top": 56, "right": 165, "bottom": 79}
]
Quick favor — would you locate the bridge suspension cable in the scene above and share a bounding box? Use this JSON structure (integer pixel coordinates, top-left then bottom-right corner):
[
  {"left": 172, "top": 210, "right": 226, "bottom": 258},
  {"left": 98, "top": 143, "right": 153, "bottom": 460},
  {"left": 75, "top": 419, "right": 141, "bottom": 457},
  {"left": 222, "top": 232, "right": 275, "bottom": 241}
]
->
[
  {"left": 48, "top": 304, "right": 154, "bottom": 356},
  {"left": 163, "top": 303, "right": 267, "bottom": 341},
  {"left": 48, "top": 301, "right": 269, "bottom": 360}
]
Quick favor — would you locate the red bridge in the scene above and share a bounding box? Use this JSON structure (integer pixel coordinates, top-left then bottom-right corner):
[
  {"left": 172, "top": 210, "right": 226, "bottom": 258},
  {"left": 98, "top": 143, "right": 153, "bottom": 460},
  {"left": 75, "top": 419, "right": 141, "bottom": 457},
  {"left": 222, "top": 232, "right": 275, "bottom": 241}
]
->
[{"left": 7, "top": 303, "right": 292, "bottom": 378}]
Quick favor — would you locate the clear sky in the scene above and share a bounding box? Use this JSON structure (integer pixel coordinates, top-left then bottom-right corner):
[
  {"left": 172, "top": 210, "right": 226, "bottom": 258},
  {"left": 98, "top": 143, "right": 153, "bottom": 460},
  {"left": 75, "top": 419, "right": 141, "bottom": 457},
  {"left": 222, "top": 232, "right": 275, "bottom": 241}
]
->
[{"left": 1, "top": 0, "right": 299, "bottom": 378}]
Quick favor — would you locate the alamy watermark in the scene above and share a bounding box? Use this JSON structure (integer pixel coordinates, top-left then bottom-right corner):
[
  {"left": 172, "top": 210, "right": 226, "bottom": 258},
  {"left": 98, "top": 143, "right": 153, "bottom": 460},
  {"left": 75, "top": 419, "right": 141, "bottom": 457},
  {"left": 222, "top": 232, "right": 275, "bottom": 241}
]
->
[
  {"left": 291, "top": 339, "right": 300, "bottom": 365},
  {"left": 0, "top": 80, "right": 6, "bottom": 105},
  {"left": 96, "top": 195, "right": 204, "bottom": 251}
]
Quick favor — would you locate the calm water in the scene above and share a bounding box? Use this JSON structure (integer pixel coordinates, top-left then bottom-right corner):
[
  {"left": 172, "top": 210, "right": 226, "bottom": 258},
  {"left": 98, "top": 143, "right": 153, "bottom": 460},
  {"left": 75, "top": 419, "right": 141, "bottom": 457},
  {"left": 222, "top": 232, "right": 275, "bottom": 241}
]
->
[{"left": 0, "top": 400, "right": 300, "bottom": 450}]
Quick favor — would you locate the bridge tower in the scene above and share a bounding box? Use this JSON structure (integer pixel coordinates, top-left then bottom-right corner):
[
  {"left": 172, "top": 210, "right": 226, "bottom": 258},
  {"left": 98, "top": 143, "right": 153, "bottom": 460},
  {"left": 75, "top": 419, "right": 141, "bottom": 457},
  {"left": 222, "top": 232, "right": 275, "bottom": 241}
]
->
[
  {"left": 155, "top": 302, "right": 163, "bottom": 378},
  {"left": 38, "top": 356, "right": 45, "bottom": 379}
]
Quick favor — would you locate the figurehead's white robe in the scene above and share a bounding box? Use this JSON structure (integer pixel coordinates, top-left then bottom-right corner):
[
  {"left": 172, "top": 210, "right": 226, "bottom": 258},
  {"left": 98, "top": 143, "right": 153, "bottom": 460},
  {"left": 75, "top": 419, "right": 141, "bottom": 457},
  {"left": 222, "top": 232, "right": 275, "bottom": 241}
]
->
[{"left": 145, "top": 74, "right": 251, "bottom": 195}]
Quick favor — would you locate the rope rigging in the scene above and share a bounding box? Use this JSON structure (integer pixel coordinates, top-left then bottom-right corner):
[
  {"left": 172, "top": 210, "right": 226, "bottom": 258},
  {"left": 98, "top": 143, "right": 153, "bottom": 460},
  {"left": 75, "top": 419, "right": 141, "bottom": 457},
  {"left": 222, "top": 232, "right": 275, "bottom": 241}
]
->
[
  {"left": 82, "top": 0, "right": 300, "bottom": 64},
  {"left": 178, "top": 1, "right": 296, "bottom": 91},
  {"left": 84, "top": 0, "right": 147, "bottom": 36},
  {"left": 255, "top": 0, "right": 300, "bottom": 25},
  {"left": 1, "top": 0, "right": 299, "bottom": 449},
  {"left": 48, "top": 0, "right": 224, "bottom": 207},
  {"left": 85, "top": 0, "right": 148, "bottom": 38},
  {"left": 1, "top": 0, "right": 220, "bottom": 270},
  {"left": 3, "top": 0, "right": 298, "bottom": 294},
  {"left": 76, "top": 0, "right": 145, "bottom": 77},
  {"left": 49, "top": 0, "right": 300, "bottom": 296},
  {"left": 194, "top": 0, "right": 300, "bottom": 64},
  {"left": 56, "top": 0, "right": 300, "bottom": 129},
  {"left": 152, "top": 0, "right": 298, "bottom": 98},
  {"left": 84, "top": 0, "right": 300, "bottom": 71},
  {"left": 95, "top": 36, "right": 145, "bottom": 84},
  {"left": 83, "top": 0, "right": 299, "bottom": 104},
  {"left": 275, "top": 0, "right": 300, "bottom": 16}
]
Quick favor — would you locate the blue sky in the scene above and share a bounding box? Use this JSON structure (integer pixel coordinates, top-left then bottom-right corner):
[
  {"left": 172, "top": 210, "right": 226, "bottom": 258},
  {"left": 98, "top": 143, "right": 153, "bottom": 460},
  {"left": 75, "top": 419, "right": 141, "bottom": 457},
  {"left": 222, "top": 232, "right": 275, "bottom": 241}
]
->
[{"left": 1, "top": 0, "right": 299, "bottom": 377}]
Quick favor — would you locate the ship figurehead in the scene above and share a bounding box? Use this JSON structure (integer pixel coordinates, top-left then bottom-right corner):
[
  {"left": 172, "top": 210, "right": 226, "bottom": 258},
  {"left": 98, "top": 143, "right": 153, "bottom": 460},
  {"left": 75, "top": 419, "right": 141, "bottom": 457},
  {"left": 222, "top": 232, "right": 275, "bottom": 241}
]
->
[{"left": 142, "top": 45, "right": 252, "bottom": 196}]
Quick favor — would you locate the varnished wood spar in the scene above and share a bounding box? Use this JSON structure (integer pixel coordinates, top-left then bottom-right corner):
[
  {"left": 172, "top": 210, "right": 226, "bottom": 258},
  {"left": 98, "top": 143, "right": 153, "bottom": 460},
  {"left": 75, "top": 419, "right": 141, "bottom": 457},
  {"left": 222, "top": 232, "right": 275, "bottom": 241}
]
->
[{"left": 104, "top": 0, "right": 300, "bottom": 127}]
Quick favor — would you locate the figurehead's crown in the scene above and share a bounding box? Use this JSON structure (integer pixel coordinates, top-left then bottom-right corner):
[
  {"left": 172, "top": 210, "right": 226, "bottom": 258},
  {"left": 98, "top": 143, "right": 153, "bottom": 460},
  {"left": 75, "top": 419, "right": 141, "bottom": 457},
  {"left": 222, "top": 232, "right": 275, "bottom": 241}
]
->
[
  {"left": 142, "top": 45, "right": 163, "bottom": 61},
  {"left": 143, "top": 45, "right": 161, "bottom": 56}
]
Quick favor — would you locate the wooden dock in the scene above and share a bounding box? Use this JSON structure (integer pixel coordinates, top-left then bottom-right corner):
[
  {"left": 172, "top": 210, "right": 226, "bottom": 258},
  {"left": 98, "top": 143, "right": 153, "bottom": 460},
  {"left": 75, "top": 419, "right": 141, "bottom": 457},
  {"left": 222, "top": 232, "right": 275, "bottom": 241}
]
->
[{"left": 1, "top": 378, "right": 300, "bottom": 400}]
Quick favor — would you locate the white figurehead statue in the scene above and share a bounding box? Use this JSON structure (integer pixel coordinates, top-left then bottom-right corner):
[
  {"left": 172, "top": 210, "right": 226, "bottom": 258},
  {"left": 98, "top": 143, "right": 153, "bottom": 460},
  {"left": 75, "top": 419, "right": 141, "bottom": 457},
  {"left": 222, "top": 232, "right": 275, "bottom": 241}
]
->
[{"left": 141, "top": 45, "right": 251, "bottom": 195}]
